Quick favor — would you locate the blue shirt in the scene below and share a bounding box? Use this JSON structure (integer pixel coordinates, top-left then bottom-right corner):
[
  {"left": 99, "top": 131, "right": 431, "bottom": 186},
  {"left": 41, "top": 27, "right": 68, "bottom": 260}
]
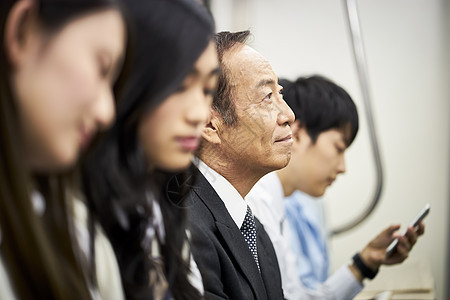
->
[
  {"left": 285, "top": 191, "right": 329, "bottom": 289},
  {"left": 247, "top": 172, "right": 363, "bottom": 299}
]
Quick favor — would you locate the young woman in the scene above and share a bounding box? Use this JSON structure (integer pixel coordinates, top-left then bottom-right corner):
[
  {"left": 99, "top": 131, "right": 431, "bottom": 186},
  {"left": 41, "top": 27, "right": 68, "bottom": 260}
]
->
[
  {"left": 83, "top": 0, "right": 219, "bottom": 299},
  {"left": 0, "top": 0, "right": 126, "bottom": 298}
]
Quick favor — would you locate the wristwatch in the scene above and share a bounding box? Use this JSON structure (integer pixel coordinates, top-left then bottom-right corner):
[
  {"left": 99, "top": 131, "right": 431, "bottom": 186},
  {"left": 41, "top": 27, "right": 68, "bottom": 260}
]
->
[{"left": 352, "top": 253, "right": 378, "bottom": 280}]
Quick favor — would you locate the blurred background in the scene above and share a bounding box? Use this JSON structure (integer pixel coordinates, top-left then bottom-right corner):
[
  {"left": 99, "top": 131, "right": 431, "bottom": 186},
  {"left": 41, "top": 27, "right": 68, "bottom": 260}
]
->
[{"left": 209, "top": 0, "right": 449, "bottom": 299}]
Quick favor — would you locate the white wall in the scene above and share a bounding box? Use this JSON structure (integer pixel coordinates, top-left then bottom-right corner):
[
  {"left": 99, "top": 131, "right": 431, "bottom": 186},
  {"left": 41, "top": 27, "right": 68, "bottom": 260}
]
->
[{"left": 211, "top": 0, "right": 450, "bottom": 299}]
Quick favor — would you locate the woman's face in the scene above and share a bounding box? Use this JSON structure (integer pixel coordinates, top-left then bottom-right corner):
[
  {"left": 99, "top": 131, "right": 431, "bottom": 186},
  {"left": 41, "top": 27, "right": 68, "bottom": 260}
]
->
[
  {"left": 139, "top": 41, "right": 219, "bottom": 172},
  {"left": 9, "top": 6, "right": 126, "bottom": 171}
]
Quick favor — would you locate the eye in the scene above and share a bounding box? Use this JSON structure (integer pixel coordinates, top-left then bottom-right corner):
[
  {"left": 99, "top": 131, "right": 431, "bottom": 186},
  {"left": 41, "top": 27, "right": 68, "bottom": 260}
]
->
[
  {"left": 336, "top": 145, "right": 345, "bottom": 154},
  {"left": 99, "top": 63, "right": 111, "bottom": 78},
  {"left": 263, "top": 92, "right": 273, "bottom": 103},
  {"left": 97, "top": 54, "right": 112, "bottom": 79},
  {"left": 204, "top": 88, "right": 216, "bottom": 97},
  {"left": 176, "top": 84, "right": 187, "bottom": 93}
]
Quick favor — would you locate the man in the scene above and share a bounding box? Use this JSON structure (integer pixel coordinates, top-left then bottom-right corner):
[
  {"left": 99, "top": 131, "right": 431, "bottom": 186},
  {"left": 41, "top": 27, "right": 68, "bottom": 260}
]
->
[
  {"left": 247, "top": 76, "right": 425, "bottom": 299},
  {"left": 180, "top": 31, "right": 294, "bottom": 299}
]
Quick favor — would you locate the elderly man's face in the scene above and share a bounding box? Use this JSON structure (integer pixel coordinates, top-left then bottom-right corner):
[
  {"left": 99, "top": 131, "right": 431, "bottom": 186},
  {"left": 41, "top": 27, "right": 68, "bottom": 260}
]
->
[{"left": 219, "top": 45, "right": 295, "bottom": 172}]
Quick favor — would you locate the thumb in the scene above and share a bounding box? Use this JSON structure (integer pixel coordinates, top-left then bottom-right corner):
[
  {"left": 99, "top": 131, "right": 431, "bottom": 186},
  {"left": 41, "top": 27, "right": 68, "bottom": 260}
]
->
[{"left": 378, "top": 224, "right": 401, "bottom": 246}]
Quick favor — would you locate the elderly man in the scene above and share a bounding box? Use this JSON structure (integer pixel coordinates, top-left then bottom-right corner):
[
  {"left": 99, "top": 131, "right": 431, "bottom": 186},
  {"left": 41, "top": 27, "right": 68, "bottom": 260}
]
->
[
  {"left": 246, "top": 76, "right": 425, "bottom": 299},
  {"left": 179, "top": 31, "right": 294, "bottom": 299}
]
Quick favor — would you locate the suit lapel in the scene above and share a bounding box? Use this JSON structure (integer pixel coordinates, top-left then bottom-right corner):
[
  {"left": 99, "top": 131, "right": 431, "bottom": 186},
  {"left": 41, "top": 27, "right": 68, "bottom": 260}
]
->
[
  {"left": 191, "top": 171, "right": 268, "bottom": 300},
  {"left": 255, "top": 219, "right": 284, "bottom": 300}
]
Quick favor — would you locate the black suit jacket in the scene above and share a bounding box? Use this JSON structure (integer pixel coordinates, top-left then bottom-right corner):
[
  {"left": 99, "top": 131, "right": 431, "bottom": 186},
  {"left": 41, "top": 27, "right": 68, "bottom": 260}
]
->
[{"left": 181, "top": 170, "right": 284, "bottom": 300}]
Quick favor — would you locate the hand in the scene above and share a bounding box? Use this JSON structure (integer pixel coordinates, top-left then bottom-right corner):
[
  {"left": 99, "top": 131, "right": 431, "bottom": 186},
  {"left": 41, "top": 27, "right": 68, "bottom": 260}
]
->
[{"left": 360, "top": 222, "right": 425, "bottom": 271}]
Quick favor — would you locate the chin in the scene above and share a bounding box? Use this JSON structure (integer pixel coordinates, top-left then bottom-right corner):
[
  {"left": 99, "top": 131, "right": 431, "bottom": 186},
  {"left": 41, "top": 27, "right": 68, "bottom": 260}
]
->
[
  {"left": 36, "top": 146, "right": 79, "bottom": 172},
  {"left": 158, "top": 154, "right": 193, "bottom": 172},
  {"left": 309, "top": 188, "right": 326, "bottom": 198},
  {"left": 271, "top": 154, "right": 291, "bottom": 170}
]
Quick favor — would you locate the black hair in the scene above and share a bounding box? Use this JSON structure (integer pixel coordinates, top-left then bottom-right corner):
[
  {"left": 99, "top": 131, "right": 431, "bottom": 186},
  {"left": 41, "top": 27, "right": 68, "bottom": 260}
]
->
[
  {"left": 279, "top": 75, "right": 359, "bottom": 147},
  {"left": 212, "top": 30, "right": 251, "bottom": 126},
  {"left": 0, "top": 0, "right": 122, "bottom": 299},
  {"left": 83, "top": 0, "right": 215, "bottom": 299}
]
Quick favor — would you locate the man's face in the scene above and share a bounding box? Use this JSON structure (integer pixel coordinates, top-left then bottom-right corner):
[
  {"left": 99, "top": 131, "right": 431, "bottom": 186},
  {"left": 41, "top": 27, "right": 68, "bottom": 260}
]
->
[
  {"left": 292, "top": 128, "right": 347, "bottom": 197},
  {"left": 218, "top": 45, "right": 295, "bottom": 173}
]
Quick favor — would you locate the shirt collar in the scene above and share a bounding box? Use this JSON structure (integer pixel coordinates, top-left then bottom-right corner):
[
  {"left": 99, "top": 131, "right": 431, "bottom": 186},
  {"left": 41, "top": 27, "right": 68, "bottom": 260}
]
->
[
  {"left": 246, "top": 171, "right": 286, "bottom": 223},
  {"left": 194, "top": 158, "right": 247, "bottom": 228}
]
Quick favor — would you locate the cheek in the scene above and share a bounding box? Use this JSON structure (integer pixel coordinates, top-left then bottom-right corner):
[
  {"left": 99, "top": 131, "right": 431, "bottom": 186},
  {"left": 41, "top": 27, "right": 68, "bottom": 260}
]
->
[
  {"left": 314, "top": 157, "right": 332, "bottom": 178},
  {"left": 242, "top": 108, "right": 274, "bottom": 146},
  {"left": 12, "top": 59, "right": 88, "bottom": 168},
  {"left": 141, "top": 119, "right": 192, "bottom": 171},
  {"left": 50, "top": 49, "right": 99, "bottom": 107},
  {"left": 223, "top": 123, "right": 259, "bottom": 158},
  {"left": 24, "top": 45, "right": 99, "bottom": 125},
  {"left": 302, "top": 151, "right": 328, "bottom": 181},
  {"left": 139, "top": 106, "right": 178, "bottom": 163}
]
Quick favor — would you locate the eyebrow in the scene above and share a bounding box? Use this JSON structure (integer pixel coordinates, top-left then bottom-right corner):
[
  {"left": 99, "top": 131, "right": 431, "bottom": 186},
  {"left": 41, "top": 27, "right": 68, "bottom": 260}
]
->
[
  {"left": 208, "top": 67, "right": 221, "bottom": 77},
  {"left": 256, "top": 78, "right": 276, "bottom": 89}
]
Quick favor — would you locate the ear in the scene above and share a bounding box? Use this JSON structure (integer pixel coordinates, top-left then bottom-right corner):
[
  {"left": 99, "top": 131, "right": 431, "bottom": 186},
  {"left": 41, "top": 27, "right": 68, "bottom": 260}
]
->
[
  {"left": 202, "top": 108, "right": 222, "bottom": 145},
  {"left": 4, "top": 0, "right": 38, "bottom": 68},
  {"left": 291, "top": 120, "right": 311, "bottom": 152}
]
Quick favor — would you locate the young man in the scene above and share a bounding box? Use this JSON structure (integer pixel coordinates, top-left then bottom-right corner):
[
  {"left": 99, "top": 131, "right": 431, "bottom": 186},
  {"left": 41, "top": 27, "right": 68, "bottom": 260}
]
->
[
  {"left": 179, "top": 31, "right": 295, "bottom": 299},
  {"left": 247, "top": 76, "right": 425, "bottom": 299}
]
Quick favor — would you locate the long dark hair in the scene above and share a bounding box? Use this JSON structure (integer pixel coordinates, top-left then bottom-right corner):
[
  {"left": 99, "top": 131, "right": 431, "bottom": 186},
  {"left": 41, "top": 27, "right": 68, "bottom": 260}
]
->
[
  {"left": 83, "top": 0, "right": 215, "bottom": 299},
  {"left": 0, "top": 0, "right": 122, "bottom": 299}
]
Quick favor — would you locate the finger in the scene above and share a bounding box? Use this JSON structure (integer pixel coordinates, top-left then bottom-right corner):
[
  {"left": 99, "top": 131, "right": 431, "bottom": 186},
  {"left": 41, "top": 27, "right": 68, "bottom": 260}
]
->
[
  {"left": 398, "top": 236, "right": 412, "bottom": 252},
  {"left": 416, "top": 222, "right": 425, "bottom": 236},
  {"left": 386, "top": 224, "right": 401, "bottom": 234},
  {"left": 395, "top": 243, "right": 409, "bottom": 260},
  {"left": 382, "top": 224, "right": 401, "bottom": 244},
  {"left": 392, "top": 233, "right": 403, "bottom": 240},
  {"left": 405, "top": 226, "right": 418, "bottom": 246}
]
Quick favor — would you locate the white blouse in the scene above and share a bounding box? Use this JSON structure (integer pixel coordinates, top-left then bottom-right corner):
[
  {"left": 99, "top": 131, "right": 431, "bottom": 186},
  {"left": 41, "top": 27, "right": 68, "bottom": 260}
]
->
[
  {"left": 72, "top": 197, "right": 125, "bottom": 300},
  {"left": 0, "top": 192, "right": 126, "bottom": 300}
]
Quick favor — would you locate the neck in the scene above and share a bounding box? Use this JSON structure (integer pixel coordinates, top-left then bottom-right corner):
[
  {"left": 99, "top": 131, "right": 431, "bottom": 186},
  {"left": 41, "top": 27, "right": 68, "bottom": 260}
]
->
[
  {"left": 276, "top": 167, "right": 296, "bottom": 197},
  {"left": 199, "top": 148, "right": 268, "bottom": 198}
]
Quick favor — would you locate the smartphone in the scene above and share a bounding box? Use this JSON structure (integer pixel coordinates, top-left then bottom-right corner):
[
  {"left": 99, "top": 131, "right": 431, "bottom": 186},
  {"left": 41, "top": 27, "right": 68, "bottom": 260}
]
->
[{"left": 385, "top": 203, "right": 430, "bottom": 257}]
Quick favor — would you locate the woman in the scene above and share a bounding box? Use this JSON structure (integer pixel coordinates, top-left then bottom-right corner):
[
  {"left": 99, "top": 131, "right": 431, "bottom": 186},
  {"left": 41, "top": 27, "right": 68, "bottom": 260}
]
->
[
  {"left": 0, "top": 0, "right": 126, "bottom": 298},
  {"left": 83, "top": 0, "right": 219, "bottom": 299}
]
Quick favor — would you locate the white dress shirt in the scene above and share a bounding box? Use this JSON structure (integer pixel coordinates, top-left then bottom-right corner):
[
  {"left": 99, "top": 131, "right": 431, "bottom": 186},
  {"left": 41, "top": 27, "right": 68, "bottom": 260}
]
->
[
  {"left": 196, "top": 159, "right": 247, "bottom": 228},
  {"left": 247, "top": 172, "right": 363, "bottom": 300}
]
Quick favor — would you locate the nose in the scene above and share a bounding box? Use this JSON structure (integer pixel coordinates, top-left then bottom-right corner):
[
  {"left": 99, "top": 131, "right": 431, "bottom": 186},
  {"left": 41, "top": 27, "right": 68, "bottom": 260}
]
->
[
  {"left": 92, "top": 85, "right": 115, "bottom": 130},
  {"left": 337, "top": 154, "right": 346, "bottom": 174},
  {"left": 185, "top": 87, "right": 211, "bottom": 127},
  {"left": 277, "top": 97, "right": 295, "bottom": 127}
]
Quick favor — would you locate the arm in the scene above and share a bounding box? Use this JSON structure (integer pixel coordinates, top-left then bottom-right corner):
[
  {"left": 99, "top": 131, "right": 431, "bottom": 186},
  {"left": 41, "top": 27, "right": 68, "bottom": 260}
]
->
[
  {"left": 284, "top": 216, "right": 363, "bottom": 300},
  {"left": 285, "top": 223, "right": 425, "bottom": 300}
]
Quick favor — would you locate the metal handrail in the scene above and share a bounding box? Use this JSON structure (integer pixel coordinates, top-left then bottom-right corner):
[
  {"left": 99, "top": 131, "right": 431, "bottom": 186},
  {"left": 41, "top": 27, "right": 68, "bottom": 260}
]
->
[{"left": 332, "top": 0, "right": 384, "bottom": 235}]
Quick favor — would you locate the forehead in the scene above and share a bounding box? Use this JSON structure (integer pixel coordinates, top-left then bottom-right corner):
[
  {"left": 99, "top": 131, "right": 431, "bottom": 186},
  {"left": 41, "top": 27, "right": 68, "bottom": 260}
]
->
[
  {"left": 223, "top": 45, "right": 277, "bottom": 92},
  {"left": 49, "top": 9, "right": 125, "bottom": 52}
]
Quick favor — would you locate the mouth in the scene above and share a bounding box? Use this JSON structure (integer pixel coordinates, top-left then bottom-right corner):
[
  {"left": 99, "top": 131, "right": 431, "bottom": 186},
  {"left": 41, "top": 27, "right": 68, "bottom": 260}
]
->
[
  {"left": 176, "top": 136, "right": 200, "bottom": 152},
  {"left": 275, "top": 134, "right": 293, "bottom": 143},
  {"left": 327, "top": 178, "right": 336, "bottom": 186},
  {"left": 79, "top": 128, "right": 94, "bottom": 150}
]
